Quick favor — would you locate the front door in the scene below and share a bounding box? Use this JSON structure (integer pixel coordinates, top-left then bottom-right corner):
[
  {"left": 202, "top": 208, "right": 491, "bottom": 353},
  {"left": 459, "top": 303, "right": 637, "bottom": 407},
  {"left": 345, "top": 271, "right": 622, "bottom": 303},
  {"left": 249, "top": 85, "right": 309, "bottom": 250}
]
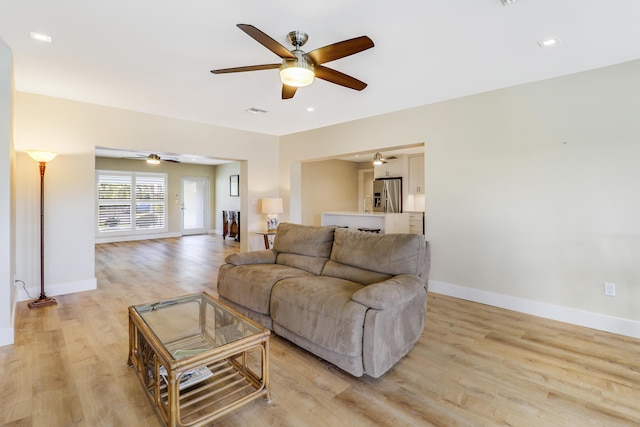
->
[{"left": 182, "top": 177, "right": 208, "bottom": 235}]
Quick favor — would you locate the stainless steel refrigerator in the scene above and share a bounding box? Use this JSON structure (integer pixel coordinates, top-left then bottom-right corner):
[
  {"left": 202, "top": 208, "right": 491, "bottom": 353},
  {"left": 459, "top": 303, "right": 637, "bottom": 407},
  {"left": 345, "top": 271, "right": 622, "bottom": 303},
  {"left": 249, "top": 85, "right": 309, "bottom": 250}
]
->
[{"left": 373, "top": 178, "right": 402, "bottom": 213}]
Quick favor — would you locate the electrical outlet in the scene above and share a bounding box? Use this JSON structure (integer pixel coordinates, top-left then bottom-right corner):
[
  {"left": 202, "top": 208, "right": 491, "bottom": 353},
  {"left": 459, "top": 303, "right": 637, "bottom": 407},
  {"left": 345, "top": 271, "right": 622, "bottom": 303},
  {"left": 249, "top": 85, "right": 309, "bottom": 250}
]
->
[{"left": 604, "top": 282, "right": 616, "bottom": 297}]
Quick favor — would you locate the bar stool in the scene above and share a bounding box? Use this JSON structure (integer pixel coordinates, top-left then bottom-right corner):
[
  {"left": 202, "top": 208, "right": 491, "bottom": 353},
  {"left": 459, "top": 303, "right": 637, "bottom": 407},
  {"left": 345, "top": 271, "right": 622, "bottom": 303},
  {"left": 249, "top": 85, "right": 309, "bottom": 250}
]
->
[{"left": 358, "top": 227, "right": 381, "bottom": 233}]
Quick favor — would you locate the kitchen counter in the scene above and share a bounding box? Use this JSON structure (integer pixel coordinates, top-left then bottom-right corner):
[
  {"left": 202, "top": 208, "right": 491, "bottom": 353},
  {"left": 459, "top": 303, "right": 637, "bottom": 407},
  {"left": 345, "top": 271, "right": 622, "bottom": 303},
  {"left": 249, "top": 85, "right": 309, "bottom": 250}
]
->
[{"left": 321, "top": 211, "right": 409, "bottom": 234}]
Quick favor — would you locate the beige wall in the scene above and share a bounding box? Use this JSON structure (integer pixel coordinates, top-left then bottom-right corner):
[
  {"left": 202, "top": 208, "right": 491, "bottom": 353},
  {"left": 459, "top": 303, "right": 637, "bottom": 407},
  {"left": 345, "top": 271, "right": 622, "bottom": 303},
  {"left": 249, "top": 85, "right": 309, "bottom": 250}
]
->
[
  {"left": 281, "top": 59, "right": 640, "bottom": 328},
  {"left": 301, "top": 159, "right": 359, "bottom": 225},
  {"left": 95, "top": 157, "right": 220, "bottom": 239},
  {"left": 15, "top": 149, "right": 97, "bottom": 302}
]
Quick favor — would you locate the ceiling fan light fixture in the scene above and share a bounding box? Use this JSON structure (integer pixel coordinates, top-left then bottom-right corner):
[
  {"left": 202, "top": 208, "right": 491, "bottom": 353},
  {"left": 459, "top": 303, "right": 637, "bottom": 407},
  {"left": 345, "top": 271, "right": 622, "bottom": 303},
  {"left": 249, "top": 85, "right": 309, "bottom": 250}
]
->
[
  {"left": 146, "top": 154, "right": 161, "bottom": 165},
  {"left": 280, "top": 58, "right": 314, "bottom": 88},
  {"left": 373, "top": 152, "right": 383, "bottom": 165}
]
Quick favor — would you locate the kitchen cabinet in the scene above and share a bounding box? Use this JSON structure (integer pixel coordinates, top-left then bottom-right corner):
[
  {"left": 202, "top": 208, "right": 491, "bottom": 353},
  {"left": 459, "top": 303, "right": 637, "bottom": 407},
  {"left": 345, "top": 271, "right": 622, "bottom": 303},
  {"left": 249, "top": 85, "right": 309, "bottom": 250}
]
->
[
  {"left": 321, "top": 212, "right": 409, "bottom": 234},
  {"left": 407, "top": 211, "right": 425, "bottom": 235},
  {"left": 374, "top": 157, "right": 404, "bottom": 179},
  {"left": 408, "top": 154, "right": 424, "bottom": 194}
]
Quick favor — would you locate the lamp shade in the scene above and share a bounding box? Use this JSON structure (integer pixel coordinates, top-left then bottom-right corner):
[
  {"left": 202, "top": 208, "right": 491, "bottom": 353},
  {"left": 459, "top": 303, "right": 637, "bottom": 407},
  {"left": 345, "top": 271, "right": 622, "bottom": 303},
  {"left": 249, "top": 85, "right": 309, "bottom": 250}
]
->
[
  {"left": 262, "top": 198, "right": 283, "bottom": 214},
  {"left": 27, "top": 150, "right": 58, "bottom": 163}
]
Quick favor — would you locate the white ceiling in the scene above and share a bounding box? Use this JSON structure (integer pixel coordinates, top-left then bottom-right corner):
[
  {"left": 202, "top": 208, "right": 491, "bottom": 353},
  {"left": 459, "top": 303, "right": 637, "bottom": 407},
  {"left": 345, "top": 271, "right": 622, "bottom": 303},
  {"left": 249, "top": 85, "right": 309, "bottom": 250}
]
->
[{"left": 2, "top": 1, "right": 640, "bottom": 138}]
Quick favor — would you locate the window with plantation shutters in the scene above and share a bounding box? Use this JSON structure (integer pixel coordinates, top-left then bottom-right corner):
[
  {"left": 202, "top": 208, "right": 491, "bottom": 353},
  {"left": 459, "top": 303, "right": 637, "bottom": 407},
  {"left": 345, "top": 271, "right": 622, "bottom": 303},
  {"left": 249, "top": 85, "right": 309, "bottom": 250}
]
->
[
  {"left": 135, "top": 175, "right": 166, "bottom": 230},
  {"left": 97, "top": 171, "right": 167, "bottom": 235}
]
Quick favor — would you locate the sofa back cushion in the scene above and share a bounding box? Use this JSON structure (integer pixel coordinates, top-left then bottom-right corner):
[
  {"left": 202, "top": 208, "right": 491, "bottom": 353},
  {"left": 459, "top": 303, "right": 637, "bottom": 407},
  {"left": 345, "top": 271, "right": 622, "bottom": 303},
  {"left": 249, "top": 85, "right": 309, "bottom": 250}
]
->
[
  {"left": 321, "top": 260, "right": 392, "bottom": 285},
  {"left": 274, "top": 223, "right": 335, "bottom": 275},
  {"left": 328, "top": 228, "right": 428, "bottom": 278},
  {"left": 276, "top": 253, "right": 328, "bottom": 276}
]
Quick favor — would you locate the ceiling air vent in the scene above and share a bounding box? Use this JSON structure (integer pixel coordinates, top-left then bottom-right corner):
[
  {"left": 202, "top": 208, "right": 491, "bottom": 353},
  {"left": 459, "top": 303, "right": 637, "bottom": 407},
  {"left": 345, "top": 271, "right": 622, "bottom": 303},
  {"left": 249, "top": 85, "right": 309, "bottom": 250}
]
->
[{"left": 246, "top": 107, "right": 269, "bottom": 115}]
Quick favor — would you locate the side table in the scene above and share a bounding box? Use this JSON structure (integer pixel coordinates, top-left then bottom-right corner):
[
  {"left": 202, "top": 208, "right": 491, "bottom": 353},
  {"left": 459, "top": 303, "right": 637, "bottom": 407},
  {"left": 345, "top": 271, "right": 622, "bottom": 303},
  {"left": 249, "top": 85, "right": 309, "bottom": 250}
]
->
[{"left": 254, "top": 231, "right": 276, "bottom": 249}]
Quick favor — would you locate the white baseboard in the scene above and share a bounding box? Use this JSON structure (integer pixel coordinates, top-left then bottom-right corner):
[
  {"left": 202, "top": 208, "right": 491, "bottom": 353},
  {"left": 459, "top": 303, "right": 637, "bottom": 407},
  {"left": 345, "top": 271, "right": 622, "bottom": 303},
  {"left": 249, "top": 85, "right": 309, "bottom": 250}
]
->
[
  {"left": 429, "top": 280, "right": 640, "bottom": 339},
  {"left": 16, "top": 277, "right": 97, "bottom": 302},
  {"left": 0, "top": 327, "right": 14, "bottom": 346},
  {"left": 95, "top": 231, "right": 181, "bottom": 244}
]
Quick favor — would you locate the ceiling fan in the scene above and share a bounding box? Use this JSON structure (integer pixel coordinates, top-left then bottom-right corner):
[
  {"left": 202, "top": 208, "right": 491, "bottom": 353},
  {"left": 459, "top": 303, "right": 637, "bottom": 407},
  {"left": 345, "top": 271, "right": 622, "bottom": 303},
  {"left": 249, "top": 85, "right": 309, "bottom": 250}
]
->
[
  {"left": 210, "top": 24, "right": 374, "bottom": 99},
  {"left": 373, "top": 152, "right": 398, "bottom": 165},
  {"left": 124, "top": 153, "right": 181, "bottom": 164}
]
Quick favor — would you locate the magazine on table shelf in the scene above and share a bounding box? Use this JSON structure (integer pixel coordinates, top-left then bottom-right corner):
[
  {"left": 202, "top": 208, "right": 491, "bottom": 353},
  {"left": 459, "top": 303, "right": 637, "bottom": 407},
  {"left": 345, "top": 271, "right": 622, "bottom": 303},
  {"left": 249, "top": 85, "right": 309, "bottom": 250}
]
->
[{"left": 159, "top": 364, "right": 213, "bottom": 390}]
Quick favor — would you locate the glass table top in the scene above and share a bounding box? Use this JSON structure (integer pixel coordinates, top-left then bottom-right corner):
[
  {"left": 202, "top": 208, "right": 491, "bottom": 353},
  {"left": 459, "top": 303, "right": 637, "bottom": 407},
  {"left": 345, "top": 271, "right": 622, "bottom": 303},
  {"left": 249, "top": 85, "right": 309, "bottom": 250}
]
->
[{"left": 134, "top": 292, "right": 262, "bottom": 360}]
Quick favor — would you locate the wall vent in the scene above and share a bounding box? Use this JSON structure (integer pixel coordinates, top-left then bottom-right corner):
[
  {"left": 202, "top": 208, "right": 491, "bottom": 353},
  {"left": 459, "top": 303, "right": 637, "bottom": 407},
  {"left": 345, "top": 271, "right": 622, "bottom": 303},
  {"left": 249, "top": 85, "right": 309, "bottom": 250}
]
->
[{"left": 246, "top": 107, "right": 269, "bottom": 115}]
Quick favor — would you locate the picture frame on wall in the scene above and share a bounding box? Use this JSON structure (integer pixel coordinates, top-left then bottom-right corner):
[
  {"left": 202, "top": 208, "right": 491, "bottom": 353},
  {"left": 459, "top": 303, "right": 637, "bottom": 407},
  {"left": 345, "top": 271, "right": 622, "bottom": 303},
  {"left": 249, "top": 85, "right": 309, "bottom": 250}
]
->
[{"left": 230, "top": 175, "right": 239, "bottom": 197}]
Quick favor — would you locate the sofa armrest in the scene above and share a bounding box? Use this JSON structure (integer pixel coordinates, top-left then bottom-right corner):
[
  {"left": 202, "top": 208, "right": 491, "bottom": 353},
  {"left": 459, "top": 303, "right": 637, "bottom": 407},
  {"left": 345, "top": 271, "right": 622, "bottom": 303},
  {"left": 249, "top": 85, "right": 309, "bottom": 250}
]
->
[
  {"left": 225, "top": 249, "right": 277, "bottom": 266},
  {"left": 351, "top": 274, "right": 425, "bottom": 310}
]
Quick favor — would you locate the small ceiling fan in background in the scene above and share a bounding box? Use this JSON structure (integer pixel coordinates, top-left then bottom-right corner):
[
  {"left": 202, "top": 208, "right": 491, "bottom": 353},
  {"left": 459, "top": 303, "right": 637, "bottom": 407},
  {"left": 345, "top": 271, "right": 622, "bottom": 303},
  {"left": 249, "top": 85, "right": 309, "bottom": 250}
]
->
[
  {"left": 210, "top": 24, "right": 374, "bottom": 99},
  {"left": 124, "top": 153, "right": 181, "bottom": 164},
  {"left": 373, "top": 152, "right": 397, "bottom": 165}
]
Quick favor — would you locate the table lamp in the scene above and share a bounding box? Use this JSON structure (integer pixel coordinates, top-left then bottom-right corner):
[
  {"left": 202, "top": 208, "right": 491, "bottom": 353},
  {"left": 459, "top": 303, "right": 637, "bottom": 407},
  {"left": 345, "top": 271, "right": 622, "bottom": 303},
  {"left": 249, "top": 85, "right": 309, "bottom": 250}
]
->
[{"left": 261, "top": 198, "right": 283, "bottom": 232}]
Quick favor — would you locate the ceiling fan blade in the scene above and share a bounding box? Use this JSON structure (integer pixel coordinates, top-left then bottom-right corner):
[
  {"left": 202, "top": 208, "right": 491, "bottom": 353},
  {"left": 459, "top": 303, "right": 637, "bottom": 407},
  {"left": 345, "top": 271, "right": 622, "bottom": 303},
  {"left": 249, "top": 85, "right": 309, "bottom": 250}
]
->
[
  {"left": 307, "top": 36, "right": 374, "bottom": 65},
  {"left": 210, "top": 64, "right": 280, "bottom": 74},
  {"left": 237, "top": 24, "right": 296, "bottom": 59},
  {"left": 282, "top": 85, "right": 297, "bottom": 99},
  {"left": 314, "top": 65, "right": 368, "bottom": 91}
]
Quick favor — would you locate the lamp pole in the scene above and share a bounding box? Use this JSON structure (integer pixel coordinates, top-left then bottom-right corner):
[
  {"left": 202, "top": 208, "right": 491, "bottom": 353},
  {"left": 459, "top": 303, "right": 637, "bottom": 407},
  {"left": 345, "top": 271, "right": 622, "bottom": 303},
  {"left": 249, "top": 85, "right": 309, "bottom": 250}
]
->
[{"left": 27, "top": 150, "right": 58, "bottom": 309}]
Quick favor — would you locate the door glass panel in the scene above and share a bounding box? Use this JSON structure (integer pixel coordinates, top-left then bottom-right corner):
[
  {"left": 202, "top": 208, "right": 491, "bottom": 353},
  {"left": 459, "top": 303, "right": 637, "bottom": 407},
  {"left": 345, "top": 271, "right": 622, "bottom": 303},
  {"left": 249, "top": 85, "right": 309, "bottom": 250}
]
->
[{"left": 183, "top": 178, "right": 206, "bottom": 233}]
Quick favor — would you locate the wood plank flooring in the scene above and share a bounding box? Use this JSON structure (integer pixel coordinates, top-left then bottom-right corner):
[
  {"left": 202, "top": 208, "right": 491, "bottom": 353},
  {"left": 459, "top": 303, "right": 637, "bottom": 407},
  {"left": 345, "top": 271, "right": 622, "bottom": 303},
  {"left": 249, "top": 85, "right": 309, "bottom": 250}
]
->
[{"left": 1, "top": 234, "right": 639, "bottom": 426}]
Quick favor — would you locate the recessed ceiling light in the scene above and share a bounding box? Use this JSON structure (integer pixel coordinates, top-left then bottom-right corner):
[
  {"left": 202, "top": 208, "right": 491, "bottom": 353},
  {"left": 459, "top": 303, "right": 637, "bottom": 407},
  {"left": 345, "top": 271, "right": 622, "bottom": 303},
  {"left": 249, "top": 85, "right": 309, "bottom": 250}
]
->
[
  {"left": 538, "top": 37, "right": 561, "bottom": 47},
  {"left": 30, "top": 32, "right": 52, "bottom": 43},
  {"left": 246, "top": 107, "right": 269, "bottom": 115},
  {"left": 306, "top": 107, "right": 315, "bottom": 112}
]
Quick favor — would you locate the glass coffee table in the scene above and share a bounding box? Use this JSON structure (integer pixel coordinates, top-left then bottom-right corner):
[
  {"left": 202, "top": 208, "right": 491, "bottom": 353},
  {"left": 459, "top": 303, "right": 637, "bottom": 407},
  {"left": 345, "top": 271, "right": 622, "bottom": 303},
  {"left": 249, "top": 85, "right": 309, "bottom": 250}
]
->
[{"left": 128, "top": 292, "right": 271, "bottom": 426}]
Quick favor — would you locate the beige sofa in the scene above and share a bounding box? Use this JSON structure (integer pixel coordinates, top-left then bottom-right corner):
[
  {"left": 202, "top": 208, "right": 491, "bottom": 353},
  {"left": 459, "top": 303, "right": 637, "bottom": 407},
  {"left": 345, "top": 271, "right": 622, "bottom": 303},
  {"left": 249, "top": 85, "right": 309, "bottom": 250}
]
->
[{"left": 217, "top": 222, "right": 430, "bottom": 378}]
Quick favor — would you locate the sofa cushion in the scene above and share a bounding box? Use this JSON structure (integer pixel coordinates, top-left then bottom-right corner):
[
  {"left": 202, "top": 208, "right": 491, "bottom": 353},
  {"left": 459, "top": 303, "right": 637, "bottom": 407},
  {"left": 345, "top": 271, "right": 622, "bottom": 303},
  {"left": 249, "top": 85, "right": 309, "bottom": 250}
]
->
[
  {"left": 273, "top": 223, "right": 335, "bottom": 258},
  {"left": 321, "top": 259, "right": 392, "bottom": 285},
  {"left": 270, "top": 276, "right": 367, "bottom": 357},
  {"left": 275, "top": 253, "right": 328, "bottom": 276},
  {"left": 217, "top": 263, "right": 313, "bottom": 315},
  {"left": 330, "top": 228, "right": 427, "bottom": 277}
]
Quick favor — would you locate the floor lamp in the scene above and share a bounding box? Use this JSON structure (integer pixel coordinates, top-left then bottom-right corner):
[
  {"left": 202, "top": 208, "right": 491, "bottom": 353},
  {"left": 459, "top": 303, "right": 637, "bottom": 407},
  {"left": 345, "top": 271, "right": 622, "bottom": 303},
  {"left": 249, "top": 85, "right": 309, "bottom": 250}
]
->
[{"left": 27, "top": 150, "right": 58, "bottom": 309}]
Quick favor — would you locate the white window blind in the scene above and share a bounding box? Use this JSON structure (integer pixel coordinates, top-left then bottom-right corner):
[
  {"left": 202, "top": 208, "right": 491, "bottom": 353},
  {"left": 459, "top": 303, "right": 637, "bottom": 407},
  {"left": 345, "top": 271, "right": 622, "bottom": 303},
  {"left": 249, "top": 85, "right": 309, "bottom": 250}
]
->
[
  {"left": 97, "top": 171, "right": 167, "bottom": 235},
  {"left": 135, "top": 175, "right": 166, "bottom": 230}
]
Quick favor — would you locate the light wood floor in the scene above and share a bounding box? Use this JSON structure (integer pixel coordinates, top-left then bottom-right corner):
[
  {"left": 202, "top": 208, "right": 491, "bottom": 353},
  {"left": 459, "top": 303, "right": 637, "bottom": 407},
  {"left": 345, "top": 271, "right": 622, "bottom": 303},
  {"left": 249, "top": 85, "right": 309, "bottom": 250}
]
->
[{"left": 2, "top": 235, "right": 639, "bottom": 426}]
